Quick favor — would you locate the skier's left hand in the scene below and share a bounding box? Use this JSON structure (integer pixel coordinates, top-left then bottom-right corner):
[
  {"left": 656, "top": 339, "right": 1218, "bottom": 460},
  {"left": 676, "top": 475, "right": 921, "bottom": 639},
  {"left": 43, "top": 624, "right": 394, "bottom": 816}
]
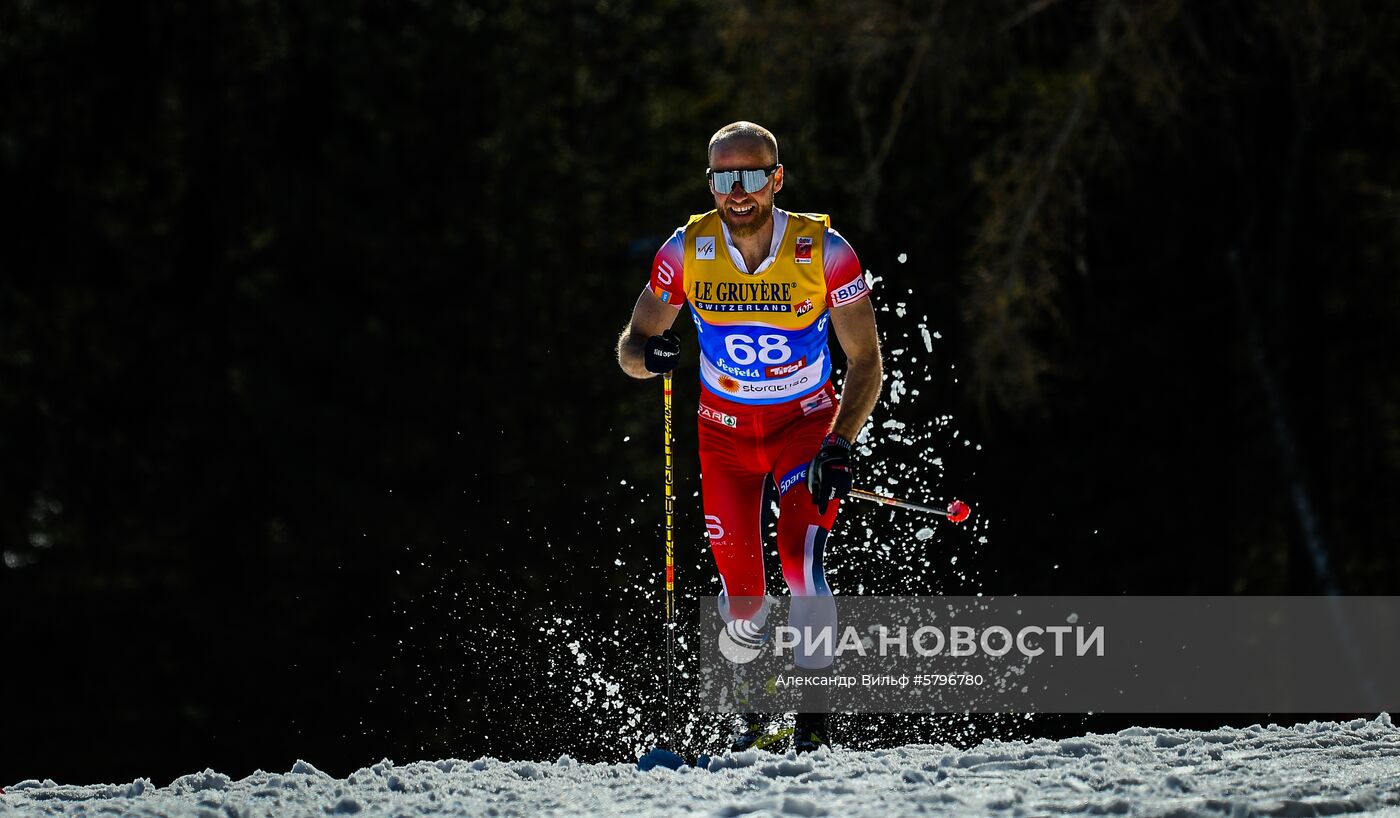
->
[{"left": 806, "top": 433, "right": 853, "bottom": 515}]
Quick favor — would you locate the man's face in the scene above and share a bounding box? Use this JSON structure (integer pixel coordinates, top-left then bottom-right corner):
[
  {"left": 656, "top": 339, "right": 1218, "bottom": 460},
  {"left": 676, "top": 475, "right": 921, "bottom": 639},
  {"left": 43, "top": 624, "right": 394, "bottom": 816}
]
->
[{"left": 709, "top": 138, "right": 783, "bottom": 240}]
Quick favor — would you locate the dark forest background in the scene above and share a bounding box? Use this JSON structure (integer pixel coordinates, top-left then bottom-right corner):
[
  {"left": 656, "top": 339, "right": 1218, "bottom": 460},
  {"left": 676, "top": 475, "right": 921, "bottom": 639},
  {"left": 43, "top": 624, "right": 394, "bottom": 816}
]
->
[{"left": 3, "top": 0, "right": 1399, "bottom": 785}]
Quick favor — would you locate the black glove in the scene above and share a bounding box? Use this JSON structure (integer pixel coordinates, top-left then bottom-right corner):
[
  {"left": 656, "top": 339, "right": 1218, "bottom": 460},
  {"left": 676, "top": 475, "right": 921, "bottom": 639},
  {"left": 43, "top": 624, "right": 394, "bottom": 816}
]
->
[
  {"left": 806, "top": 433, "right": 853, "bottom": 515},
  {"left": 643, "top": 329, "right": 681, "bottom": 374}
]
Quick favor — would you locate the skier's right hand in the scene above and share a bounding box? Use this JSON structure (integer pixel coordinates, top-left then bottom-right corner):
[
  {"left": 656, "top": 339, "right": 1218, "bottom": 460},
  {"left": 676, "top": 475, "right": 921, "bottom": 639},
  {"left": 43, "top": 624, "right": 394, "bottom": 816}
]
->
[
  {"left": 807, "top": 433, "right": 853, "bottom": 515},
  {"left": 643, "top": 330, "right": 682, "bottom": 374}
]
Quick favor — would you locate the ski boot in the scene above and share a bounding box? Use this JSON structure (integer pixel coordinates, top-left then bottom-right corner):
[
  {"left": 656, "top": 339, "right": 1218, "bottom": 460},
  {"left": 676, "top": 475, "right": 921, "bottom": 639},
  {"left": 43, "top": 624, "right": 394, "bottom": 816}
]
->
[
  {"left": 793, "top": 712, "right": 829, "bottom": 754},
  {"left": 730, "top": 713, "right": 791, "bottom": 752}
]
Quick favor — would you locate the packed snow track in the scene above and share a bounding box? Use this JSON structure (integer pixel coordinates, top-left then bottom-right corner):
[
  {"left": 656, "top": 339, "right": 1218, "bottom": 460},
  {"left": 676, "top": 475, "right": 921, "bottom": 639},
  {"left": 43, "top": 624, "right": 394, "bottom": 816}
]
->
[{"left": 3, "top": 715, "right": 1397, "bottom": 817}]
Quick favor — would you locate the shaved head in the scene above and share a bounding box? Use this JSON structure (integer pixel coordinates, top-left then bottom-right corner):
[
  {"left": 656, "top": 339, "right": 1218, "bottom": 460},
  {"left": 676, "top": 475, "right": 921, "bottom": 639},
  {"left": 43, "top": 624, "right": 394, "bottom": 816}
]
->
[{"left": 708, "top": 121, "right": 779, "bottom": 167}]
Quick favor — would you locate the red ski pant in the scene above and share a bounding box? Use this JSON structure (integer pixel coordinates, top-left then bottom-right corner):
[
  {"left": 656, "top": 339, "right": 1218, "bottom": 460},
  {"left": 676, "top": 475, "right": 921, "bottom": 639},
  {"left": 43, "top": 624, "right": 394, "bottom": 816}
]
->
[{"left": 697, "top": 382, "right": 841, "bottom": 626}]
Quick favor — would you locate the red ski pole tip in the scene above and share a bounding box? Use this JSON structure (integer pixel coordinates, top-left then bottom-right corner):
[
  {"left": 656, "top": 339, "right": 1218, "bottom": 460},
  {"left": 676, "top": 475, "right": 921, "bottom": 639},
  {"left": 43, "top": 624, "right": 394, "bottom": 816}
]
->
[{"left": 946, "top": 500, "right": 971, "bottom": 524}]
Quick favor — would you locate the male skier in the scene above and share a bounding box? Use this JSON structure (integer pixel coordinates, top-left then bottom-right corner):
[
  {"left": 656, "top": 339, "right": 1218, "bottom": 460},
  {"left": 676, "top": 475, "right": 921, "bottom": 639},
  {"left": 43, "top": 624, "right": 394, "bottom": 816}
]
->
[{"left": 618, "top": 121, "right": 882, "bottom": 753}]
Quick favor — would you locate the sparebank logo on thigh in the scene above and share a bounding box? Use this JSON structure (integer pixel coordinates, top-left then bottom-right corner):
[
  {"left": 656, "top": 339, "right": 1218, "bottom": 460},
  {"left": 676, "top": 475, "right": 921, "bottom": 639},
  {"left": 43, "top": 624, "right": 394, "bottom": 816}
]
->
[{"left": 778, "top": 465, "right": 807, "bottom": 496}]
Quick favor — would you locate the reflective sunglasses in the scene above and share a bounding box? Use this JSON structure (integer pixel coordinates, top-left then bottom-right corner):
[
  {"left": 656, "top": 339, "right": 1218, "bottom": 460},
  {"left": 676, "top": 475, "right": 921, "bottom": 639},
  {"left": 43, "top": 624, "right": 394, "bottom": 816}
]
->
[{"left": 707, "top": 164, "right": 780, "bottom": 195}]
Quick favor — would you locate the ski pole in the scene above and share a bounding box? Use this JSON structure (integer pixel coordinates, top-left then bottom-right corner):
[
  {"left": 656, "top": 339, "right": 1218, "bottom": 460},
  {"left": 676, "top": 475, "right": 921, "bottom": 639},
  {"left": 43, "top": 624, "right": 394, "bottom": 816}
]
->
[
  {"left": 662, "top": 371, "right": 676, "bottom": 746},
  {"left": 848, "top": 487, "right": 972, "bottom": 523}
]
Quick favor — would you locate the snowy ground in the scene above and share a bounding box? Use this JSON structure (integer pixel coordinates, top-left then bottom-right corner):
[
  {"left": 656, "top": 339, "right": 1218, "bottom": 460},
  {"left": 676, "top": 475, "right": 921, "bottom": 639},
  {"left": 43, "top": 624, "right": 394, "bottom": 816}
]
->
[{"left": 3, "top": 715, "right": 1397, "bottom": 818}]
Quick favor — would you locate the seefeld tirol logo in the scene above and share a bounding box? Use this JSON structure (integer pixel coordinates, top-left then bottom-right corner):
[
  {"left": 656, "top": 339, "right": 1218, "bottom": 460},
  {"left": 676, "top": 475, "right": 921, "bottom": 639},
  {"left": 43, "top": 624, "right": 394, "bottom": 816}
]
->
[{"left": 717, "top": 618, "right": 766, "bottom": 664}]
